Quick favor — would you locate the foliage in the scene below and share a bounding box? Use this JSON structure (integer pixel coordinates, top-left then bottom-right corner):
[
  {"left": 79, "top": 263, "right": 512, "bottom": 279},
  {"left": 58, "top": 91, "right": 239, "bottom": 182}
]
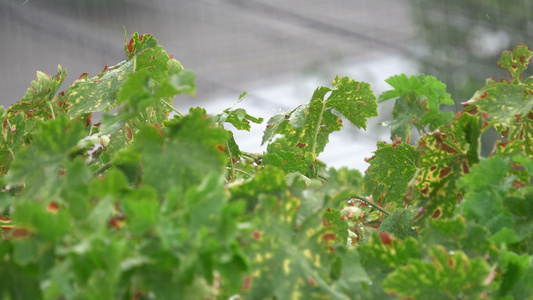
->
[{"left": 0, "top": 32, "right": 532, "bottom": 299}]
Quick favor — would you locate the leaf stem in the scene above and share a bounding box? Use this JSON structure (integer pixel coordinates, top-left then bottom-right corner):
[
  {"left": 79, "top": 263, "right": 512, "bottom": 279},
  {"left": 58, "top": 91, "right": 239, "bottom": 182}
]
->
[
  {"left": 225, "top": 167, "right": 252, "bottom": 178},
  {"left": 241, "top": 151, "right": 262, "bottom": 161},
  {"left": 226, "top": 141, "right": 235, "bottom": 180},
  {"left": 91, "top": 161, "right": 114, "bottom": 179},
  {"left": 351, "top": 195, "right": 392, "bottom": 216},
  {"left": 160, "top": 98, "right": 183, "bottom": 117}
]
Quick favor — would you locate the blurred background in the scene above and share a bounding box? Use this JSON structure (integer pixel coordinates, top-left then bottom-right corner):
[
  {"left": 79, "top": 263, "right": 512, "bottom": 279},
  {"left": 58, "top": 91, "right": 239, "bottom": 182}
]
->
[{"left": 1, "top": 0, "right": 532, "bottom": 172}]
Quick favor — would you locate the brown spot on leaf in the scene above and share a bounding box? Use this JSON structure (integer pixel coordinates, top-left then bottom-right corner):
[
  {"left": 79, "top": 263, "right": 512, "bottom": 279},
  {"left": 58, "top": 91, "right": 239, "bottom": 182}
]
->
[
  {"left": 241, "top": 276, "right": 252, "bottom": 291},
  {"left": 11, "top": 227, "right": 30, "bottom": 239},
  {"left": 77, "top": 73, "right": 89, "bottom": 81},
  {"left": 216, "top": 144, "right": 225, "bottom": 152},
  {"left": 321, "top": 233, "right": 336, "bottom": 246},
  {"left": 85, "top": 113, "right": 92, "bottom": 127},
  {"left": 439, "top": 167, "right": 451, "bottom": 178},
  {"left": 379, "top": 231, "right": 392, "bottom": 247},
  {"left": 421, "top": 185, "right": 430, "bottom": 195},
  {"left": 46, "top": 202, "right": 59, "bottom": 213},
  {"left": 513, "top": 180, "right": 526, "bottom": 188},
  {"left": 307, "top": 276, "right": 317, "bottom": 287},
  {"left": 462, "top": 160, "right": 470, "bottom": 174},
  {"left": 109, "top": 215, "right": 125, "bottom": 228},
  {"left": 127, "top": 38, "right": 134, "bottom": 53},
  {"left": 126, "top": 126, "right": 133, "bottom": 140},
  {"left": 296, "top": 142, "right": 306, "bottom": 149},
  {"left": 432, "top": 209, "right": 441, "bottom": 219},
  {"left": 252, "top": 230, "right": 261, "bottom": 240}
]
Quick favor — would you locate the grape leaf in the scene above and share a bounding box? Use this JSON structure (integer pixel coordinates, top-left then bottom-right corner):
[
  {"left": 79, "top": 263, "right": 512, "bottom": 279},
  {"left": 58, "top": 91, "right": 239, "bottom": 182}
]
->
[
  {"left": 498, "top": 250, "right": 533, "bottom": 298},
  {"left": 5, "top": 114, "right": 86, "bottom": 197},
  {"left": 10, "top": 65, "right": 67, "bottom": 119},
  {"left": 233, "top": 166, "right": 362, "bottom": 299},
  {"left": 262, "top": 137, "right": 314, "bottom": 174},
  {"left": 379, "top": 208, "right": 417, "bottom": 240},
  {"left": 357, "top": 233, "right": 422, "bottom": 298},
  {"left": 65, "top": 33, "right": 172, "bottom": 117},
  {"left": 498, "top": 44, "right": 532, "bottom": 84},
  {"left": 409, "top": 112, "right": 482, "bottom": 221},
  {"left": 458, "top": 156, "right": 515, "bottom": 235},
  {"left": 364, "top": 141, "right": 418, "bottom": 207},
  {"left": 215, "top": 107, "right": 263, "bottom": 132},
  {"left": 0, "top": 261, "right": 42, "bottom": 300},
  {"left": 65, "top": 60, "right": 134, "bottom": 117},
  {"left": 378, "top": 74, "right": 454, "bottom": 142},
  {"left": 122, "top": 186, "right": 159, "bottom": 237},
  {"left": 471, "top": 79, "right": 533, "bottom": 126},
  {"left": 262, "top": 76, "right": 377, "bottom": 158},
  {"left": 469, "top": 45, "right": 533, "bottom": 157},
  {"left": 383, "top": 246, "right": 492, "bottom": 299},
  {"left": 0, "top": 108, "right": 39, "bottom": 175},
  {"left": 131, "top": 107, "right": 228, "bottom": 195}
]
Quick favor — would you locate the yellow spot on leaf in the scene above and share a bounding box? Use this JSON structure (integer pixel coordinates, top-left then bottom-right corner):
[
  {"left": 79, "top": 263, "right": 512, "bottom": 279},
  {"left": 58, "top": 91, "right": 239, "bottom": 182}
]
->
[
  {"left": 303, "top": 249, "right": 312, "bottom": 260},
  {"left": 283, "top": 259, "right": 290, "bottom": 275}
]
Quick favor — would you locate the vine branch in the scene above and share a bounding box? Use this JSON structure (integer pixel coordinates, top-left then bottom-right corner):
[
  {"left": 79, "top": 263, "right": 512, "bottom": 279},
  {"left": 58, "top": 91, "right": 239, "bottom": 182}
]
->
[{"left": 351, "top": 195, "right": 392, "bottom": 216}]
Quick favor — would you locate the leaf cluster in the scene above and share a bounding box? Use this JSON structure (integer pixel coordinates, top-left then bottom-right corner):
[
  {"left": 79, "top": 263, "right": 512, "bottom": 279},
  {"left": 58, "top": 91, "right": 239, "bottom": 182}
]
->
[{"left": 0, "top": 33, "right": 532, "bottom": 299}]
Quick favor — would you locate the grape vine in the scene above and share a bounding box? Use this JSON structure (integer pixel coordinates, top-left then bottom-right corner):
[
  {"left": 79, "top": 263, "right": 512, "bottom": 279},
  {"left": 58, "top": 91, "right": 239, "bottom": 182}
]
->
[{"left": 0, "top": 33, "right": 531, "bottom": 300}]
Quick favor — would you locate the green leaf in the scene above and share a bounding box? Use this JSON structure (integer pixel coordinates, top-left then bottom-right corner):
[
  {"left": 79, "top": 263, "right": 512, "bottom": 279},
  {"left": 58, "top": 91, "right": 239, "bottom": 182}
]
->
[
  {"left": 262, "top": 76, "right": 377, "bottom": 159},
  {"left": 66, "top": 32, "right": 173, "bottom": 117},
  {"left": 378, "top": 74, "right": 454, "bottom": 142},
  {"left": 383, "top": 246, "right": 492, "bottom": 299},
  {"left": 0, "top": 261, "right": 42, "bottom": 299},
  {"left": 379, "top": 208, "right": 417, "bottom": 240},
  {"left": 364, "top": 141, "right": 418, "bottom": 207},
  {"left": 0, "top": 108, "right": 40, "bottom": 175},
  {"left": 420, "top": 216, "right": 494, "bottom": 259},
  {"left": 242, "top": 184, "right": 350, "bottom": 299},
  {"left": 325, "top": 75, "right": 378, "bottom": 130},
  {"left": 132, "top": 107, "right": 228, "bottom": 195},
  {"left": 122, "top": 186, "right": 159, "bottom": 236},
  {"left": 263, "top": 137, "right": 314, "bottom": 174},
  {"left": 12, "top": 238, "right": 39, "bottom": 266},
  {"left": 6, "top": 114, "right": 86, "bottom": 196},
  {"left": 10, "top": 65, "right": 67, "bottom": 119},
  {"left": 216, "top": 108, "right": 263, "bottom": 132},
  {"left": 357, "top": 233, "right": 422, "bottom": 298},
  {"left": 472, "top": 78, "right": 533, "bottom": 127},
  {"left": 469, "top": 45, "right": 533, "bottom": 157},
  {"left": 65, "top": 60, "right": 134, "bottom": 117},
  {"left": 498, "top": 250, "right": 533, "bottom": 298},
  {"left": 458, "top": 156, "right": 515, "bottom": 235}
]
